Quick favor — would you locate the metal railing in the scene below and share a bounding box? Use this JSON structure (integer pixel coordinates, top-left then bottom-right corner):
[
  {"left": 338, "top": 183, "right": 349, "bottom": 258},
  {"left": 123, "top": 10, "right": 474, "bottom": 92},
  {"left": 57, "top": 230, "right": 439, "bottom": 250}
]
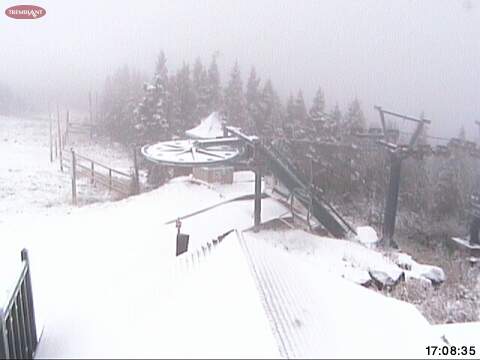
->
[
  {"left": 0, "top": 249, "right": 38, "bottom": 360},
  {"left": 60, "top": 149, "right": 140, "bottom": 204}
]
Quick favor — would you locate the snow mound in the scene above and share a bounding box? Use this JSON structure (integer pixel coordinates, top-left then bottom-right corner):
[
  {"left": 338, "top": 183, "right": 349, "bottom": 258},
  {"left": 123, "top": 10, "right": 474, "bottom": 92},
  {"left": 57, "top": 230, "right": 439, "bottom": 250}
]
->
[
  {"left": 185, "top": 112, "right": 224, "bottom": 139},
  {"left": 356, "top": 226, "right": 379, "bottom": 247}
]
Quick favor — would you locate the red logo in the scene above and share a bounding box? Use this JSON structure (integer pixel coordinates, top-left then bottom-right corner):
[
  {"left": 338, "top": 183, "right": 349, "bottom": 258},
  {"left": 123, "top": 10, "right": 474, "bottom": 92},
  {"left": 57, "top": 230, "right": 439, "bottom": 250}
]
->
[{"left": 5, "top": 5, "right": 46, "bottom": 19}]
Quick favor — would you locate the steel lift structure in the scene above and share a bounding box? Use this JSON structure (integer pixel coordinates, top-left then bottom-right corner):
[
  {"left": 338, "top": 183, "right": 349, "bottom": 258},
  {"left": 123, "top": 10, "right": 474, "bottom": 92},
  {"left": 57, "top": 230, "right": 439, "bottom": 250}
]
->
[{"left": 141, "top": 126, "right": 356, "bottom": 239}]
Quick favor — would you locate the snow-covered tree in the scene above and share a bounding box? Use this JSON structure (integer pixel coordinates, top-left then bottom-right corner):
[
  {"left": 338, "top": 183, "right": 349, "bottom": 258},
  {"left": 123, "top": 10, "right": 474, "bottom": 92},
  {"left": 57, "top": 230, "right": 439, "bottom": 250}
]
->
[
  {"left": 223, "top": 62, "right": 247, "bottom": 128},
  {"left": 344, "top": 98, "right": 366, "bottom": 133},
  {"left": 459, "top": 125, "right": 466, "bottom": 140},
  {"left": 0, "top": 82, "right": 26, "bottom": 116},
  {"left": 174, "top": 63, "right": 196, "bottom": 131},
  {"left": 309, "top": 87, "right": 326, "bottom": 132},
  {"left": 100, "top": 65, "right": 144, "bottom": 144},
  {"left": 328, "top": 103, "right": 342, "bottom": 139},
  {"left": 192, "top": 58, "right": 210, "bottom": 122},
  {"left": 206, "top": 54, "right": 222, "bottom": 113},
  {"left": 246, "top": 67, "right": 261, "bottom": 134},
  {"left": 293, "top": 90, "right": 308, "bottom": 127},
  {"left": 258, "top": 79, "right": 283, "bottom": 137},
  {"left": 284, "top": 94, "right": 296, "bottom": 137},
  {"left": 133, "top": 51, "right": 170, "bottom": 144},
  {"left": 166, "top": 74, "right": 182, "bottom": 135}
]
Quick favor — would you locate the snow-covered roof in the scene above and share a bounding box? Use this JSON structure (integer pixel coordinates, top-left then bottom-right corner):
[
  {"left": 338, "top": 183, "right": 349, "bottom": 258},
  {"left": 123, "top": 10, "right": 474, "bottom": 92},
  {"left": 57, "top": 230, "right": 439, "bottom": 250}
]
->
[{"left": 185, "top": 112, "right": 224, "bottom": 139}]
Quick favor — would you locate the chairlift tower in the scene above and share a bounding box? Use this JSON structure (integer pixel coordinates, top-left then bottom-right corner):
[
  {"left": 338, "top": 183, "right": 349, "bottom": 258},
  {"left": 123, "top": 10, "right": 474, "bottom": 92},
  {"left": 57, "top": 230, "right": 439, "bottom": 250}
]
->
[{"left": 361, "top": 106, "right": 431, "bottom": 247}]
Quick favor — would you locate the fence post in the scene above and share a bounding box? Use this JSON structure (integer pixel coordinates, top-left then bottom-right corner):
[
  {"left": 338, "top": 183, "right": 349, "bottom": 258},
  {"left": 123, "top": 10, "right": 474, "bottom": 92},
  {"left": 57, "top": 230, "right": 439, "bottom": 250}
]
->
[
  {"left": 254, "top": 168, "right": 262, "bottom": 230},
  {"left": 89, "top": 92, "right": 93, "bottom": 139},
  {"left": 108, "top": 169, "right": 112, "bottom": 191},
  {"left": 57, "top": 106, "right": 63, "bottom": 172},
  {"left": 71, "top": 149, "right": 77, "bottom": 205},
  {"left": 49, "top": 114, "right": 53, "bottom": 163},
  {"left": 90, "top": 162, "right": 95, "bottom": 185},
  {"left": 64, "top": 110, "right": 70, "bottom": 146},
  {"left": 0, "top": 307, "right": 9, "bottom": 360},
  {"left": 21, "top": 249, "right": 37, "bottom": 358},
  {"left": 132, "top": 147, "right": 140, "bottom": 194}
]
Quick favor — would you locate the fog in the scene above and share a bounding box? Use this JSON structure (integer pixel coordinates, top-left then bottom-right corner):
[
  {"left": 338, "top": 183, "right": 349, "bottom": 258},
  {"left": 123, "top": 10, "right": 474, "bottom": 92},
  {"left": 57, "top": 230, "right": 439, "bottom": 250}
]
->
[{"left": 1, "top": 0, "right": 479, "bottom": 138}]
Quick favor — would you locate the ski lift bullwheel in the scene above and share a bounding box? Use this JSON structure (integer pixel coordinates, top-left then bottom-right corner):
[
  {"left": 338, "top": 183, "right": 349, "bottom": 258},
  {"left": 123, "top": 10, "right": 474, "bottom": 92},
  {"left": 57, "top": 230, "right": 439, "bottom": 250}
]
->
[{"left": 141, "top": 138, "right": 244, "bottom": 167}]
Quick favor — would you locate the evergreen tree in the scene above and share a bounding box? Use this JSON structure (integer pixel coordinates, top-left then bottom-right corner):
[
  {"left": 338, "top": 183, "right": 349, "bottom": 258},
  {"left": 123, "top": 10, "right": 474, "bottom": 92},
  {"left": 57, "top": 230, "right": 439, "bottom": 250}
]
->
[
  {"left": 328, "top": 103, "right": 343, "bottom": 139},
  {"left": 284, "top": 94, "right": 295, "bottom": 137},
  {"left": 309, "top": 86, "right": 326, "bottom": 134},
  {"left": 258, "top": 79, "right": 283, "bottom": 137},
  {"left": 0, "top": 82, "right": 14, "bottom": 116},
  {"left": 246, "top": 67, "right": 261, "bottom": 134},
  {"left": 166, "top": 74, "right": 182, "bottom": 135},
  {"left": 290, "top": 90, "right": 308, "bottom": 138},
  {"left": 192, "top": 58, "right": 210, "bottom": 121},
  {"left": 133, "top": 51, "right": 170, "bottom": 144},
  {"left": 223, "top": 62, "right": 247, "bottom": 128},
  {"left": 100, "top": 65, "right": 144, "bottom": 144},
  {"left": 344, "top": 98, "right": 366, "bottom": 133},
  {"left": 293, "top": 90, "right": 308, "bottom": 126},
  {"left": 175, "top": 63, "right": 196, "bottom": 131},
  {"left": 206, "top": 54, "right": 222, "bottom": 113},
  {"left": 459, "top": 125, "right": 466, "bottom": 140}
]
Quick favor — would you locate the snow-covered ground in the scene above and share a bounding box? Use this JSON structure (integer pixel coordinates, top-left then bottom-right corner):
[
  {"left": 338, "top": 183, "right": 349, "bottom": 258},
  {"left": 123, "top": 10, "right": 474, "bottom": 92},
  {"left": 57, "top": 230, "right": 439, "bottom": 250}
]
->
[
  {"left": 0, "top": 115, "right": 134, "bottom": 227},
  {"left": 1, "top": 115, "right": 478, "bottom": 358}
]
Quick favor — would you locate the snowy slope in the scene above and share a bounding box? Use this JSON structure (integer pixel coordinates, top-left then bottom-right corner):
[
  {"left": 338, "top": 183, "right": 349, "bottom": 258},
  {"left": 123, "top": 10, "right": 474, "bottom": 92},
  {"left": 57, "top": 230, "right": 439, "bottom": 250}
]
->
[
  {"left": 248, "top": 229, "right": 403, "bottom": 285},
  {"left": 240, "top": 231, "right": 441, "bottom": 358},
  {"left": 435, "top": 322, "right": 480, "bottom": 349},
  {"left": 1, "top": 178, "right": 285, "bottom": 358},
  {"left": 0, "top": 115, "right": 134, "bottom": 227},
  {"left": 1, "top": 173, "right": 448, "bottom": 358},
  {"left": 0, "top": 115, "right": 467, "bottom": 358}
]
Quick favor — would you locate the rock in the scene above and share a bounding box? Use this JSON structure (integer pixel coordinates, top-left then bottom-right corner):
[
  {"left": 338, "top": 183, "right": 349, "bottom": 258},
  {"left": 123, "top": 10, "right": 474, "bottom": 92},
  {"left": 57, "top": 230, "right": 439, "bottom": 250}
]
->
[
  {"left": 394, "top": 253, "right": 415, "bottom": 271},
  {"left": 355, "top": 226, "right": 379, "bottom": 247},
  {"left": 416, "top": 264, "right": 445, "bottom": 285},
  {"left": 393, "top": 252, "right": 446, "bottom": 286},
  {"left": 369, "top": 269, "right": 405, "bottom": 290},
  {"left": 342, "top": 268, "right": 372, "bottom": 287}
]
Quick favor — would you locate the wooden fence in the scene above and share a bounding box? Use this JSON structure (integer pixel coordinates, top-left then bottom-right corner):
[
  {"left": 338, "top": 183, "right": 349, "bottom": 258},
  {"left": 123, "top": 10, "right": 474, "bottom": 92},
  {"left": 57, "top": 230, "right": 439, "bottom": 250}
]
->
[
  {"left": 0, "top": 249, "right": 38, "bottom": 360},
  {"left": 61, "top": 149, "right": 140, "bottom": 205}
]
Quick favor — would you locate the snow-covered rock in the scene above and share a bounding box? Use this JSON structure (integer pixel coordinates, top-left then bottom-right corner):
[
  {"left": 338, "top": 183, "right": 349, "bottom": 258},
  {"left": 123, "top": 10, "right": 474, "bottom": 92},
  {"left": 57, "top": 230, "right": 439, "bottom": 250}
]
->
[
  {"left": 355, "top": 226, "right": 379, "bottom": 247},
  {"left": 342, "top": 267, "right": 372, "bottom": 286},
  {"left": 369, "top": 269, "right": 404, "bottom": 289},
  {"left": 415, "top": 264, "right": 445, "bottom": 285},
  {"left": 393, "top": 252, "right": 446, "bottom": 285}
]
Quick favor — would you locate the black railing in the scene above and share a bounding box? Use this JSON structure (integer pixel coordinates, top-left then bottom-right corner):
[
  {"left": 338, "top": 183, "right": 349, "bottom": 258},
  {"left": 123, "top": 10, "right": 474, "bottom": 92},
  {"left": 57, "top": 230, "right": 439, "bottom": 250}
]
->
[{"left": 0, "top": 249, "right": 38, "bottom": 360}]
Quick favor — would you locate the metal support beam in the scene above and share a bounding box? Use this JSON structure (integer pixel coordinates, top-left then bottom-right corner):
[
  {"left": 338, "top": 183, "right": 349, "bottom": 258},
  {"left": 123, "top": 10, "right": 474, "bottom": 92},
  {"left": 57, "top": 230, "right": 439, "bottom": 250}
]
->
[
  {"left": 374, "top": 106, "right": 432, "bottom": 124},
  {"left": 254, "top": 168, "right": 262, "bottom": 230},
  {"left": 382, "top": 153, "right": 402, "bottom": 247}
]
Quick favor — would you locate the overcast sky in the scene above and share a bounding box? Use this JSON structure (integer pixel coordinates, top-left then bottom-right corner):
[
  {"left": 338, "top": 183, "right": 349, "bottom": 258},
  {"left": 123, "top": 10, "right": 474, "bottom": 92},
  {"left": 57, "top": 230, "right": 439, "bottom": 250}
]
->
[{"left": 1, "top": 0, "right": 479, "bottom": 138}]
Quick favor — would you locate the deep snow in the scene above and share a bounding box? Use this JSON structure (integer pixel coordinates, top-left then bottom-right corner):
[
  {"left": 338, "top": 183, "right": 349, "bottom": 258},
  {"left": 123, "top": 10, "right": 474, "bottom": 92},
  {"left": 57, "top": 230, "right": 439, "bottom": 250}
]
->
[{"left": 0, "top": 115, "right": 476, "bottom": 358}]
